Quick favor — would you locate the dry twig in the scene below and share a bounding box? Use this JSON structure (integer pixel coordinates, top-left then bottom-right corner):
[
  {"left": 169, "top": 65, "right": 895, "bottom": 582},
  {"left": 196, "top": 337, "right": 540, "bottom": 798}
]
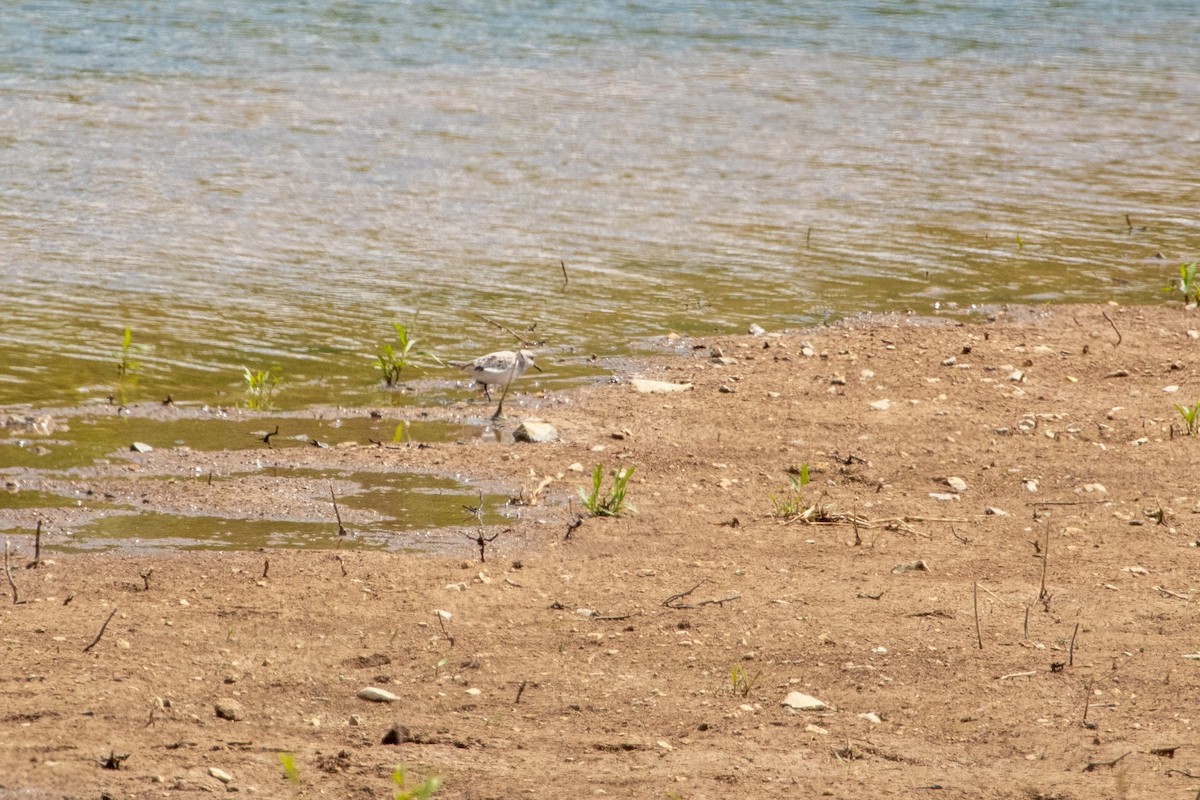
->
[
  {"left": 4, "top": 539, "right": 20, "bottom": 604},
  {"left": 83, "top": 607, "right": 119, "bottom": 653},
  {"left": 1083, "top": 751, "right": 1131, "bottom": 772}
]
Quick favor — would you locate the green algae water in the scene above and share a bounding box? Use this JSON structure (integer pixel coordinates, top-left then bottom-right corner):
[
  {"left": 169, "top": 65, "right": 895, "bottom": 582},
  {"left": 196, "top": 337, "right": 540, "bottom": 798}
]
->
[{"left": 2, "top": 1, "right": 1198, "bottom": 410}]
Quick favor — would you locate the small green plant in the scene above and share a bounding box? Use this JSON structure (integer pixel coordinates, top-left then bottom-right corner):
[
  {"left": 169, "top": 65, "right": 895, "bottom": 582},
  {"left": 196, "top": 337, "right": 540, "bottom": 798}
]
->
[
  {"left": 114, "top": 327, "right": 140, "bottom": 404},
  {"left": 579, "top": 464, "right": 635, "bottom": 517},
  {"left": 242, "top": 366, "right": 281, "bottom": 411},
  {"left": 729, "top": 664, "right": 761, "bottom": 698},
  {"left": 278, "top": 751, "right": 299, "bottom": 783},
  {"left": 392, "top": 765, "right": 442, "bottom": 800},
  {"left": 1176, "top": 400, "right": 1200, "bottom": 435},
  {"left": 377, "top": 321, "right": 439, "bottom": 387},
  {"left": 1166, "top": 261, "right": 1199, "bottom": 305},
  {"left": 770, "top": 464, "right": 810, "bottom": 518},
  {"left": 770, "top": 464, "right": 835, "bottom": 522}
]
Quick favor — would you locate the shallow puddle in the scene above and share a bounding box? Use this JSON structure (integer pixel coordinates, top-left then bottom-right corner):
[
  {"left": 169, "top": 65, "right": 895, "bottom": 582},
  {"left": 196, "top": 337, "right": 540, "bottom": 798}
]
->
[
  {"left": 0, "top": 413, "right": 481, "bottom": 472},
  {"left": 52, "top": 504, "right": 509, "bottom": 554},
  {"left": 0, "top": 413, "right": 514, "bottom": 553}
]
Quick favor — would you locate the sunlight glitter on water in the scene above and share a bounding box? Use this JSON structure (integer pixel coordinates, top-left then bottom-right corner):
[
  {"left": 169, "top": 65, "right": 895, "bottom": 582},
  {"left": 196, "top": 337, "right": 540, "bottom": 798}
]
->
[{"left": 2, "top": 2, "right": 1197, "bottom": 408}]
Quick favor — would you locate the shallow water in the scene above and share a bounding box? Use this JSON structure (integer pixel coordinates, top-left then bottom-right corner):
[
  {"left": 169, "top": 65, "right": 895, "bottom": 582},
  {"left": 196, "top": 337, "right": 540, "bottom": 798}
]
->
[{"left": 2, "top": 1, "right": 1198, "bottom": 413}]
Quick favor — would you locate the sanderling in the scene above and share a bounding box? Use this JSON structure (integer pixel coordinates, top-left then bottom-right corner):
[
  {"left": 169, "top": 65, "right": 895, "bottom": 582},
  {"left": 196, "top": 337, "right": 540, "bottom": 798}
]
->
[{"left": 452, "top": 349, "right": 542, "bottom": 417}]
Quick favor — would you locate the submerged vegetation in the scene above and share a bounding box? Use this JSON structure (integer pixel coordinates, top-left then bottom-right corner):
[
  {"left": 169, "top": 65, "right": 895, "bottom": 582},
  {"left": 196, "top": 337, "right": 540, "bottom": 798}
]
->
[
  {"left": 113, "top": 326, "right": 139, "bottom": 405},
  {"left": 377, "top": 320, "right": 440, "bottom": 387},
  {"left": 242, "top": 366, "right": 281, "bottom": 411}
]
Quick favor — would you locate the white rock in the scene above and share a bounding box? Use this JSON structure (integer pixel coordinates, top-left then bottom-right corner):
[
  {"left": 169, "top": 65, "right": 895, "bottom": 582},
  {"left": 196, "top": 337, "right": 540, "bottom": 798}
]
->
[
  {"left": 929, "top": 493, "right": 959, "bottom": 502},
  {"left": 805, "top": 724, "right": 829, "bottom": 735},
  {"left": 445, "top": 582, "right": 467, "bottom": 591},
  {"left": 748, "top": 323, "right": 766, "bottom": 336},
  {"left": 781, "top": 692, "right": 826, "bottom": 711},
  {"left": 465, "top": 687, "right": 482, "bottom": 697},
  {"left": 946, "top": 477, "right": 968, "bottom": 493},
  {"left": 357, "top": 687, "right": 399, "bottom": 703},
  {"left": 1163, "top": 385, "right": 1180, "bottom": 394},
  {"left": 857, "top": 712, "right": 883, "bottom": 724},
  {"left": 208, "top": 767, "right": 233, "bottom": 784},
  {"left": 1123, "top": 566, "right": 1148, "bottom": 575},
  {"left": 567, "top": 462, "right": 584, "bottom": 472},
  {"left": 1023, "top": 480, "right": 1039, "bottom": 492},
  {"left": 870, "top": 399, "right": 891, "bottom": 411},
  {"left": 631, "top": 379, "right": 693, "bottom": 393},
  {"left": 435, "top": 609, "right": 453, "bottom": 620},
  {"left": 513, "top": 421, "right": 558, "bottom": 443}
]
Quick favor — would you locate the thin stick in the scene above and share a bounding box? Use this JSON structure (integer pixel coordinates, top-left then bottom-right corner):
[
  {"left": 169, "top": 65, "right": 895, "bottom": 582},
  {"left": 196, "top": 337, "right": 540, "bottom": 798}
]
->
[
  {"left": 1082, "top": 677, "right": 1094, "bottom": 723},
  {"left": 976, "top": 582, "right": 1009, "bottom": 606},
  {"left": 1068, "top": 622, "right": 1080, "bottom": 667},
  {"left": 696, "top": 593, "right": 741, "bottom": 608},
  {"left": 83, "top": 607, "right": 119, "bottom": 653},
  {"left": 1037, "top": 524, "right": 1050, "bottom": 607},
  {"left": 4, "top": 539, "right": 19, "bottom": 604},
  {"left": 1083, "top": 751, "right": 1131, "bottom": 772},
  {"left": 560, "top": 260, "right": 569, "bottom": 290},
  {"left": 33, "top": 519, "right": 42, "bottom": 566},
  {"left": 471, "top": 312, "right": 531, "bottom": 348},
  {"left": 999, "top": 671, "right": 1037, "bottom": 680},
  {"left": 973, "top": 581, "right": 983, "bottom": 650},
  {"left": 515, "top": 680, "right": 527, "bottom": 704},
  {"left": 1101, "top": 311, "right": 1122, "bottom": 347},
  {"left": 262, "top": 558, "right": 270, "bottom": 580},
  {"left": 663, "top": 579, "right": 708, "bottom": 609},
  {"left": 1023, "top": 605, "right": 1030, "bottom": 639},
  {"left": 436, "top": 612, "right": 455, "bottom": 648},
  {"left": 331, "top": 486, "right": 347, "bottom": 537}
]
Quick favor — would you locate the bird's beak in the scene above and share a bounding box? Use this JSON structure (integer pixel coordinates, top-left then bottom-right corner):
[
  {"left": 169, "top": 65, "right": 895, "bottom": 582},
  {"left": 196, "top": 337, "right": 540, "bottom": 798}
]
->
[{"left": 531, "top": 363, "right": 543, "bottom": 373}]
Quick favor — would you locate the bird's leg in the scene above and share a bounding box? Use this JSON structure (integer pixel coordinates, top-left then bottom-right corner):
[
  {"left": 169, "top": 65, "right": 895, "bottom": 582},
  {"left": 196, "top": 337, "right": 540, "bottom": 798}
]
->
[
  {"left": 493, "top": 376, "right": 513, "bottom": 420},
  {"left": 479, "top": 381, "right": 493, "bottom": 401}
]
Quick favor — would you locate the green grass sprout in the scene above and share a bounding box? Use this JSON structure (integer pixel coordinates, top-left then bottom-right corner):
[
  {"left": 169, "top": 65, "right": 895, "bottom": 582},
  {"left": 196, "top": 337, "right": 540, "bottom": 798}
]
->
[{"left": 579, "top": 464, "right": 636, "bottom": 517}]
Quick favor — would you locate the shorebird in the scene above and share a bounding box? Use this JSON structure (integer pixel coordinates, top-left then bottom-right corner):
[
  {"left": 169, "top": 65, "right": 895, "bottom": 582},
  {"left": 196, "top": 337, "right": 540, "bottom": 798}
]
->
[{"left": 452, "top": 349, "right": 542, "bottom": 418}]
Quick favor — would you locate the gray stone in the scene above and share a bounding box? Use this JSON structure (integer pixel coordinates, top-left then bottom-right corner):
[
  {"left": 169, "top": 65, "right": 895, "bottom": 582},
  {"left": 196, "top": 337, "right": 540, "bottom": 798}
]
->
[
  {"left": 356, "top": 686, "right": 399, "bottom": 703},
  {"left": 213, "top": 699, "right": 245, "bottom": 721},
  {"left": 513, "top": 421, "right": 558, "bottom": 443},
  {"left": 781, "top": 691, "right": 827, "bottom": 711}
]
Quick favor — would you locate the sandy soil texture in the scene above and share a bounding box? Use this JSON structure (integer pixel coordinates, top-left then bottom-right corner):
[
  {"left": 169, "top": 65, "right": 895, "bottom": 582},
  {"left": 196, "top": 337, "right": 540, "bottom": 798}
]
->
[{"left": 3, "top": 303, "right": 1200, "bottom": 800}]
